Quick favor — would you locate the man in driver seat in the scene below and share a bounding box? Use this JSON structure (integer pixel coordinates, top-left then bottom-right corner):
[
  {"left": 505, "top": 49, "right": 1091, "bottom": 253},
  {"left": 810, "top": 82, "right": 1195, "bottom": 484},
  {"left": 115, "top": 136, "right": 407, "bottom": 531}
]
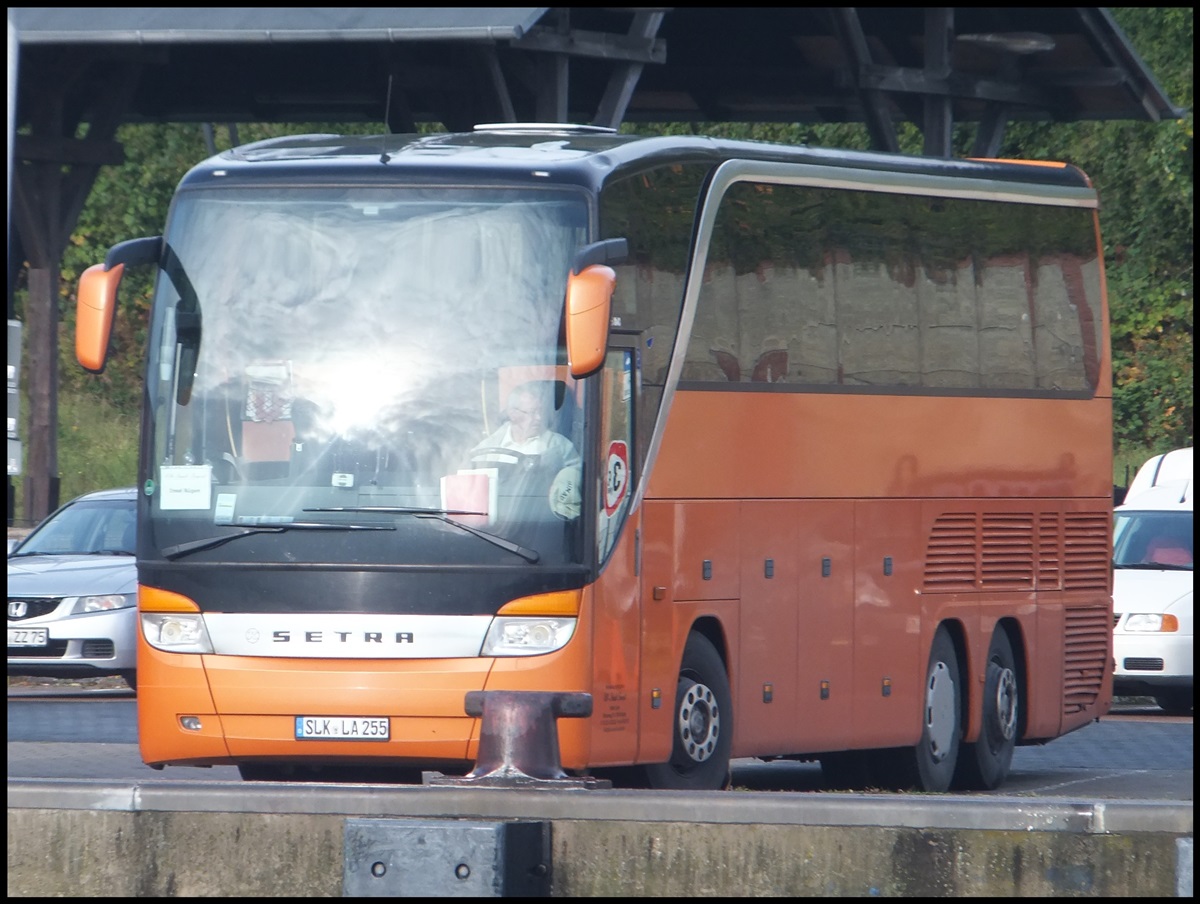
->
[{"left": 471, "top": 381, "right": 581, "bottom": 518}]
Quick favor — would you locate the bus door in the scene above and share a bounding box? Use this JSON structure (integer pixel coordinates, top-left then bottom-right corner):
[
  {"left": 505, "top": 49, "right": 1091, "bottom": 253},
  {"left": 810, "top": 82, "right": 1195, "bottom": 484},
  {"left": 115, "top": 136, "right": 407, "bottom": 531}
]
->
[{"left": 589, "top": 340, "right": 643, "bottom": 762}]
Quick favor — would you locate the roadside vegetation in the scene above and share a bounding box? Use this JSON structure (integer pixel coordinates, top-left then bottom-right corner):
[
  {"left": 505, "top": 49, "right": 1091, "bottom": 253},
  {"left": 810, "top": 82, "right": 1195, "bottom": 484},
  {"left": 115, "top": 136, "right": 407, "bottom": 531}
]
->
[{"left": 9, "top": 8, "right": 1192, "bottom": 519}]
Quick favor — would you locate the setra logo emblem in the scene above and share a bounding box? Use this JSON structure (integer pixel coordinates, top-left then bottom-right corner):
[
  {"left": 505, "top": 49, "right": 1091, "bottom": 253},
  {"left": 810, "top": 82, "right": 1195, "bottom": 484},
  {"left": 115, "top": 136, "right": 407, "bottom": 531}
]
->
[{"left": 245, "top": 628, "right": 260, "bottom": 644}]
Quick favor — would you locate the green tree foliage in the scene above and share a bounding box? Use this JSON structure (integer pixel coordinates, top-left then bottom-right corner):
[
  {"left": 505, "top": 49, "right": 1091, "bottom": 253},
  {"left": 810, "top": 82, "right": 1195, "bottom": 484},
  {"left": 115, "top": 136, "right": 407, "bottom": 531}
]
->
[
  {"left": 1105, "top": 7, "right": 1193, "bottom": 454},
  {"left": 995, "top": 8, "right": 1193, "bottom": 455}
]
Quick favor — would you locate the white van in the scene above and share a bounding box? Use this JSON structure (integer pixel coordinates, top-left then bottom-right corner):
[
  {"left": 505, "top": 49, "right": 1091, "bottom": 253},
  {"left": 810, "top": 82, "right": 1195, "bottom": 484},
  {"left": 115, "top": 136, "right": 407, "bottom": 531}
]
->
[{"left": 1111, "top": 447, "right": 1193, "bottom": 715}]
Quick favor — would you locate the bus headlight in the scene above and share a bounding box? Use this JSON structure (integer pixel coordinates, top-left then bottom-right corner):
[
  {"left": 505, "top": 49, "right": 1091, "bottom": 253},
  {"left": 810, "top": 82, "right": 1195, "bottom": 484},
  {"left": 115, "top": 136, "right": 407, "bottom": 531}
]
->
[
  {"left": 1123, "top": 614, "right": 1179, "bottom": 633},
  {"left": 481, "top": 617, "right": 576, "bottom": 656},
  {"left": 141, "top": 612, "right": 214, "bottom": 653}
]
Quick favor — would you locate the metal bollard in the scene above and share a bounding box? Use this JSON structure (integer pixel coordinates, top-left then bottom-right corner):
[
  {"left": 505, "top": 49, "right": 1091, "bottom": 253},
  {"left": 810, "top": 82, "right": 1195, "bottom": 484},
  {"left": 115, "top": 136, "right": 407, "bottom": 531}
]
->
[{"left": 427, "top": 690, "right": 611, "bottom": 789}]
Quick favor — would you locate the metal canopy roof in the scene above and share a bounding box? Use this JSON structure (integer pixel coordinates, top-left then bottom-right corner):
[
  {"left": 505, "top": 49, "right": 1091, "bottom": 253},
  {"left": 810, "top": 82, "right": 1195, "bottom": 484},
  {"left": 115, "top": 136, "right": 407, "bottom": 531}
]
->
[
  {"left": 10, "top": 7, "right": 1185, "bottom": 153},
  {"left": 10, "top": 7, "right": 549, "bottom": 44}
]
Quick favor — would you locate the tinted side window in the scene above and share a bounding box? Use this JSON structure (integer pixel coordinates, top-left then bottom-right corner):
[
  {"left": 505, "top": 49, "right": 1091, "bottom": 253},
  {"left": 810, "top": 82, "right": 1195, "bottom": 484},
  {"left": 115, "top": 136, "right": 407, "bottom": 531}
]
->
[{"left": 684, "top": 181, "right": 1102, "bottom": 396}]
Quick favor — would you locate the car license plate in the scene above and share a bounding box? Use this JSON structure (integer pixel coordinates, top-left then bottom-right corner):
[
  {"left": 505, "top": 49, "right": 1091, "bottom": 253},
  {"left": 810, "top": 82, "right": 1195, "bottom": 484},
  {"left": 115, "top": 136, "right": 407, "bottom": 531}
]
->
[
  {"left": 8, "top": 628, "right": 49, "bottom": 647},
  {"left": 295, "top": 716, "right": 390, "bottom": 741}
]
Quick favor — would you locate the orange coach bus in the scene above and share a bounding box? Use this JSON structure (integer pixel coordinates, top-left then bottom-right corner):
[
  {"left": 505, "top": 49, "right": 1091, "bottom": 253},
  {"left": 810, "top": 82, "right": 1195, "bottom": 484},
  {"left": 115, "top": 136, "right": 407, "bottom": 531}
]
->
[{"left": 75, "top": 125, "right": 1112, "bottom": 790}]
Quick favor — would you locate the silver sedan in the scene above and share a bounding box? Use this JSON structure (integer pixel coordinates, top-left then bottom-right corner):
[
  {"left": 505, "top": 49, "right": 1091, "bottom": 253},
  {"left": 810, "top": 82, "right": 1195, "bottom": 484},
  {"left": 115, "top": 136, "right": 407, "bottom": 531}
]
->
[{"left": 8, "top": 487, "right": 138, "bottom": 688}]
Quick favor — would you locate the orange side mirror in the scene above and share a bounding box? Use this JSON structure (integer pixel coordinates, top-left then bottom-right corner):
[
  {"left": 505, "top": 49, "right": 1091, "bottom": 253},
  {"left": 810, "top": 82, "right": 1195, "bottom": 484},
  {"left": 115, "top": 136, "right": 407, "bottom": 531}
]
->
[
  {"left": 76, "top": 263, "right": 125, "bottom": 373},
  {"left": 564, "top": 264, "right": 615, "bottom": 378}
]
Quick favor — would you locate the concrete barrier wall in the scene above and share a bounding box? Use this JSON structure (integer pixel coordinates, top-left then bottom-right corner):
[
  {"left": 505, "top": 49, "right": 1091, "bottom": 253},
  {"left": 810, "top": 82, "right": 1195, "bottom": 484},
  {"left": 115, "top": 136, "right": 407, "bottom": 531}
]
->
[{"left": 7, "top": 782, "right": 1193, "bottom": 897}]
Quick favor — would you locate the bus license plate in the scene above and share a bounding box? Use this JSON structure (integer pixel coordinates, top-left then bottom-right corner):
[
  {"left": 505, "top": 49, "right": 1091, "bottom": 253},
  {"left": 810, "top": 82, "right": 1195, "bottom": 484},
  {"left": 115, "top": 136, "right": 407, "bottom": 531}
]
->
[
  {"left": 8, "top": 628, "right": 49, "bottom": 647},
  {"left": 295, "top": 716, "right": 390, "bottom": 741}
]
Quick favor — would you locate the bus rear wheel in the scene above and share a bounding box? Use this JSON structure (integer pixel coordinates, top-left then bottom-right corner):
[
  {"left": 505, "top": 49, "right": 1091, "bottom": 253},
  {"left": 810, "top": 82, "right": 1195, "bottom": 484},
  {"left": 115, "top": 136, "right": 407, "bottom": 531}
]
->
[
  {"left": 640, "top": 632, "right": 732, "bottom": 791},
  {"left": 954, "top": 629, "right": 1018, "bottom": 790}
]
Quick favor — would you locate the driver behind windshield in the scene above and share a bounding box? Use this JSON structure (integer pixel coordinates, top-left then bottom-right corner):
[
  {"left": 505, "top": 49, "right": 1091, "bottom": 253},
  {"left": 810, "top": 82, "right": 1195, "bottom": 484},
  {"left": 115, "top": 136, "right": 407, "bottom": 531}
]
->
[{"left": 470, "top": 381, "right": 581, "bottom": 519}]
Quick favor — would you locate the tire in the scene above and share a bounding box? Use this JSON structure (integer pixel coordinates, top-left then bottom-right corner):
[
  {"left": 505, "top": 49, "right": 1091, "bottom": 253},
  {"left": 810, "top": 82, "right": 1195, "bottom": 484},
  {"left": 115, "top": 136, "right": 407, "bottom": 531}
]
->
[
  {"left": 1153, "top": 688, "right": 1193, "bottom": 716},
  {"left": 639, "top": 632, "right": 732, "bottom": 791},
  {"left": 953, "top": 630, "right": 1019, "bottom": 790},
  {"left": 883, "top": 627, "right": 962, "bottom": 792}
]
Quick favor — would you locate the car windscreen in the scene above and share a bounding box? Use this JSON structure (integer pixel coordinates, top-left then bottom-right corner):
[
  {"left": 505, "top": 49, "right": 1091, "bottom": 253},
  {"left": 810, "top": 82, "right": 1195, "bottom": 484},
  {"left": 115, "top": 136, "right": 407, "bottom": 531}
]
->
[
  {"left": 1113, "top": 509, "right": 1193, "bottom": 569},
  {"left": 11, "top": 499, "right": 136, "bottom": 557}
]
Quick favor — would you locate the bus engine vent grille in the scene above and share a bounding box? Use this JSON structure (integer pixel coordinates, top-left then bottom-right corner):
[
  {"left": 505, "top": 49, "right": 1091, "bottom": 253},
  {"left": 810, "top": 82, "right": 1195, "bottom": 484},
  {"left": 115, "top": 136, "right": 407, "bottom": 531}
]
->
[
  {"left": 922, "top": 512, "right": 1034, "bottom": 591},
  {"left": 1062, "top": 606, "right": 1109, "bottom": 715},
  {"left": 1037, "top": 512, "right": 1062, "bottom": 588},
  {"left": 923, "top": 510, "right": 1110, "bottom": 594},
  {"left": 922, "top": 513, "right": 977, "bottom": 590},
  {"left": 1062, "top": 512, "right": 1111, "bottom": 591},
  {"left": 980, "top": 513, "right": 1034, "bottom": 589}
]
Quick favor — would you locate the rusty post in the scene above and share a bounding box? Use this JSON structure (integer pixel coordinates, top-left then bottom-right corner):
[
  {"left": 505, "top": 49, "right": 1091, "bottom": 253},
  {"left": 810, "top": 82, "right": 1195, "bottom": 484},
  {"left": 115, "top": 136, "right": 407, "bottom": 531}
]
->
[{"left": 427, "top": 690, "right": 611, "bottom": 789}]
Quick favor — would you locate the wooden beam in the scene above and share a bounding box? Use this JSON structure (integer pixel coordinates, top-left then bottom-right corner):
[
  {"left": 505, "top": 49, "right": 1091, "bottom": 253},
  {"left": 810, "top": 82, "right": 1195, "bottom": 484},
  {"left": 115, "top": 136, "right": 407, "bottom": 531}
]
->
[
  {"left": 922, "top": 8, "right": 953, "bottom": 158},
  {"left": 514, "top": 26, "right": 665, "bottom": 65},
  {"left": 593, "top": 10, "right": 665, "bottom": 129},
  {"left": 14, "top": 134, "right": 125, "bottom": 166},
  {"left": 830, "top": 8, "right": 899, "bottom": 153}
]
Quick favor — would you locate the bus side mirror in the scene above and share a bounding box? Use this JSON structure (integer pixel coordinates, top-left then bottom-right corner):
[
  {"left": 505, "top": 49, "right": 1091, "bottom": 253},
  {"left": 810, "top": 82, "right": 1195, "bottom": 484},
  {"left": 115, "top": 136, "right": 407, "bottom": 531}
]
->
[
  {"left": 565, "top": 264, "right": 615, "bottom": 378},
  {"left": 565, "top": 238, "right": 627, "bottom": 378},
  {"left": 76, "top": 236, "right": 162, "bottom": 374},
  {"left": 76, "top": 263, "right": 125, "bottom": 374}
]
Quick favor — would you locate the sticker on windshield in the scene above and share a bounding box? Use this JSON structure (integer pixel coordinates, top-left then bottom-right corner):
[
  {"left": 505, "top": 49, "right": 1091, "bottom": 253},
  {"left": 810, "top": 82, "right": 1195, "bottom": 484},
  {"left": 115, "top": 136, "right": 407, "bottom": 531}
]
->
[
  {"left": 160, "top": 465, "right": 213, "bottom": 510},
  {"left": 213, "top": 493, "right": 237, "bottom": 524}
]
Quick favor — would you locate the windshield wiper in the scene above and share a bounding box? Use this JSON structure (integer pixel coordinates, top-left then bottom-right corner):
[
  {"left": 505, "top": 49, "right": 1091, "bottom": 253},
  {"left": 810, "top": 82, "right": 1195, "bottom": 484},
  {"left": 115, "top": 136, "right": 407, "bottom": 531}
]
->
[
  {"left": 161, "top": 521, "right": 395, "bottom": 560},
  {"left": 306, "top": 506, "right": 540, "bottom": 564}
]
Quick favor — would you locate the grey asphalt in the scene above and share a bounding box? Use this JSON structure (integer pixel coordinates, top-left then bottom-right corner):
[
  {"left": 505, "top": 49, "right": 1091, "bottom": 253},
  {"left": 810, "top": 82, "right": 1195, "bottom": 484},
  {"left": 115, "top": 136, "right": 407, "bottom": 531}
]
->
[{"left": 7, "top": 694, "right": 1191, "bottom": 802}]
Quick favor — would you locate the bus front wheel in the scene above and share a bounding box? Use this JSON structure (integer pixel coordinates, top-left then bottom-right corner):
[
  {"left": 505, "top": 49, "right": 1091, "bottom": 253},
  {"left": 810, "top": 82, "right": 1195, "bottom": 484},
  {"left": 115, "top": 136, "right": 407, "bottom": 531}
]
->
[
  {"left": 879, "top": 626, "right": 962, "bottom": 792},
  {"left": 641, "top": 632, "right": 732, "bottom": 791},
  {"left": 953, "top": 629, "right": 1018, "bottom": 790}
]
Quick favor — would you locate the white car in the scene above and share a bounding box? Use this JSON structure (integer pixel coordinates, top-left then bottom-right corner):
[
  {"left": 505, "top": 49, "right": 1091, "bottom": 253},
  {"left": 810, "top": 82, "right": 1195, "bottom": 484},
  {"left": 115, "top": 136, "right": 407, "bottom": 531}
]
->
[
  {"left": 1111, "top": 450, "right": 1192, "bottom": 716},
  {"left": 7, "top": 487, "right": 138, "bottom": 688}
]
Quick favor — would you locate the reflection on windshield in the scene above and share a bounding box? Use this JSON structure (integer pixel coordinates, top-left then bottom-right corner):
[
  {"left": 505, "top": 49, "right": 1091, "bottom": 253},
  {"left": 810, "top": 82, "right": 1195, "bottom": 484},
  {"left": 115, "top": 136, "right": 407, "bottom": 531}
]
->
[
  {"left": 144, "top": 186, "right": 589, "bottom": 567},
  {"left": 1113, "top": 511, "right": 1193, "bottom": 569}
]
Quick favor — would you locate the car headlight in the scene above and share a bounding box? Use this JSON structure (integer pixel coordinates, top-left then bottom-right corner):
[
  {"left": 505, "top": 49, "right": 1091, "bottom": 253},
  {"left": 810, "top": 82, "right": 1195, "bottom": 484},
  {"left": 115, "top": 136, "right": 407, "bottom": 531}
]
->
[
  {"left": 1122, "top": 613, "right": 1179, "bottom": 633},
  {"left": 72, "top": 593, "right": 136, "bottom": 614},
  {"left": 141, "top": 612, "right": 214, "bottom": 653},
  {"left": 481, "top": 616, "right": 576, "bottom": 656}
]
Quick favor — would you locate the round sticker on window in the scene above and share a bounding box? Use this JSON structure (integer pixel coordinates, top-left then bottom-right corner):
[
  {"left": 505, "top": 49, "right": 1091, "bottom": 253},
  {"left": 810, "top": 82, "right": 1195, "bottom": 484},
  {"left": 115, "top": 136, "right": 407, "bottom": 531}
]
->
[{"left": 604, "top": 441, "right": 628, "bottom": 516}]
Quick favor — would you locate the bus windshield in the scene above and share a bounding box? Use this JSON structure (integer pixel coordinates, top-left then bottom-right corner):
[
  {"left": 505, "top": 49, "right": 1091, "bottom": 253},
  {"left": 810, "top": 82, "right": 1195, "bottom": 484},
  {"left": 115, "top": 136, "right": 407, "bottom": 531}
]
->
[{"left": 144, "top": 185, "right": 590, "bottom": 567}]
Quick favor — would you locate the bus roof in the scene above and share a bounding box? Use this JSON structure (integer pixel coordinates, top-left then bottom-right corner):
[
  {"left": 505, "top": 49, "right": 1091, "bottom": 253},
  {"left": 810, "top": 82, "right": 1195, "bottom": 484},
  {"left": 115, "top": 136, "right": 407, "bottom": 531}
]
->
[{"left": 181, "top": 124, "right": 1097, "bottom": 194}]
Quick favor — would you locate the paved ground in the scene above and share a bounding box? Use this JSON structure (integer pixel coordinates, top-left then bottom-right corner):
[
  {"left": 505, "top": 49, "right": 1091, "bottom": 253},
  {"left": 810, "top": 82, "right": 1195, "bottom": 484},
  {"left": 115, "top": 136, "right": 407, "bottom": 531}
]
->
[{"left": 7, "top": 687, "right": 1191, "bottom": 801}]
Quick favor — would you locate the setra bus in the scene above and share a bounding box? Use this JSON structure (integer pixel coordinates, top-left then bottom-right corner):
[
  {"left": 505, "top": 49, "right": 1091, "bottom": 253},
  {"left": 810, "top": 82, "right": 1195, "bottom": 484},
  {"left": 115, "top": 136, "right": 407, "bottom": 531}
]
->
[{"left": 75, "top": 125, "right": 1113, "bottom": 790}]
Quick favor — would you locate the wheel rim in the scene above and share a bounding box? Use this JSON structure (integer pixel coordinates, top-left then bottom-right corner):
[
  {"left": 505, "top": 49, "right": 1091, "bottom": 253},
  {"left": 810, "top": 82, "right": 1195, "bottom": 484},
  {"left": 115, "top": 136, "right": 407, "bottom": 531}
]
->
[
  {"left": 677, "top": 679, "right": 721, "bottom": 763},
  {"left": 994, "top": 665, "right": 1018, "bottom": 741},
  {"left": 924, "top": 661, "right": 956, "bottom": 762}
]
